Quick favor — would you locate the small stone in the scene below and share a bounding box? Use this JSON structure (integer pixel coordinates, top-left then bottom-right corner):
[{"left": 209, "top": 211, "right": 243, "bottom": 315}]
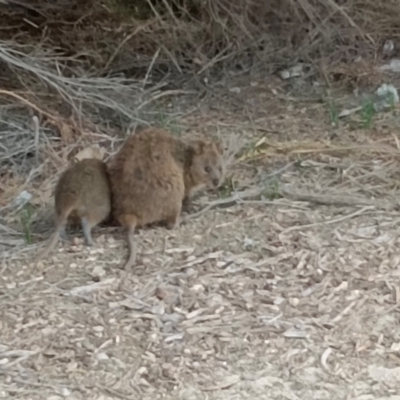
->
[
  {"left": 137, "top": 366, "right": 147, "bottom": 375},
  {"left": 274, "top": 297, "right": 285, "bottom": 305},
  {"left": 96, "top": 352, "right": 109, "bottom": 361},
  {"left": 289, "top": 298, "right": 299, "bottom": 307},
  {"left": 96, "top": 235, "right": 106, "bottom": 243},
  {"left": 391, "top": 343, "right": 400, "bottom": 352},
  {"left": 61, "top": 387, "right": 71, "bottom": 397},
  {"left": 229, "top": 87, "right": 241, "bottom": 93},
  {"left": 6, "top": 282, "right": 16, "bottom": 290},
  {"left": 162, "top": 363, "right": 176, "bottom": 379},
  {"left": 155, "top": 287, "right": 167, "bottom": 300},
  {"left": 72, "top": 237, "right": 81, "bottom": 246},
  {"left": 91, "top": 266, "right": 106, "bottom": 277}
]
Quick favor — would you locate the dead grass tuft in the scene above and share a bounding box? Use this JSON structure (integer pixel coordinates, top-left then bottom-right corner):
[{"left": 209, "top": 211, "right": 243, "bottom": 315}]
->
[{"left": 0, "top": 0, "right": 398, "bottom": 174}]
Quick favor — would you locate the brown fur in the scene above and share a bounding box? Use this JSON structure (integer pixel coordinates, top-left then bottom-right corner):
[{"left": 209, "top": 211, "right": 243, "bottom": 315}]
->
[
  {"left": 34, "top": 158, "right": 111, "bottom": 263},
  {"left": 108, "top": 127, "right": 224, "bottom": 270},
  {"left": 179, "top": 138, "right": 224, "bottom": 211}
]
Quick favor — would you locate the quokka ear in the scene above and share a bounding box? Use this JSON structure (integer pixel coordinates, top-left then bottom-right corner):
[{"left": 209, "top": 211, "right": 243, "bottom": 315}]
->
[
  {"left": 214, "top": 141, "right": 224, "bottom": 154},
  {"left": 188, "top": 140, "right": 206, "bottom": 155},
  {"left": 201, "top": 135, "right": 224, "bottom": 155}
]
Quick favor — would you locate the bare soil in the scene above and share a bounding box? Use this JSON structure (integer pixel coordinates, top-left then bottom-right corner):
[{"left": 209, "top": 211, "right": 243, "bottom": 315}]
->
[{"left": 2, "top": 83, "right": 400, "bottom": 400}]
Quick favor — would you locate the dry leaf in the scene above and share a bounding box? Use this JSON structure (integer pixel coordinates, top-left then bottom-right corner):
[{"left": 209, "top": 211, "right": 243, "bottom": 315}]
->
[{"left": 74, "top": 145, "right": 106, "bottom": 162}]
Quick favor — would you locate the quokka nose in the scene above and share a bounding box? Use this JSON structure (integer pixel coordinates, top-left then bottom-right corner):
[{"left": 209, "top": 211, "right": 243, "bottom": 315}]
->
[{"left": 213, "top": 178, "right": 219, "bottom": 186}]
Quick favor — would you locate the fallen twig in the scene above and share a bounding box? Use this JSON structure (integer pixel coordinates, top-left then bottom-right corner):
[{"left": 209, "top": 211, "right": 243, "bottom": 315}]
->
[
  {"left": 185, "top": 162, "right": 296, "bottom": 221},
  {"left": 183, "top": 188, "right": 263, "bottom": 221},
  {"left": 281, "top": 186, "right": 398, "bottom": 210},
  {"left": 281, "top": 206, "right": 374, "bottom": 234},
  {"left": 69, "top": 278, "right": 116, "bottom": 296}
]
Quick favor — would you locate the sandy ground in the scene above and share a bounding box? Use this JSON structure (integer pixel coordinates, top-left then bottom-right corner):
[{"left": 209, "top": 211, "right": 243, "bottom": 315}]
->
[{"left": 2, "top": 90, "right": 400, "bottom": 400}]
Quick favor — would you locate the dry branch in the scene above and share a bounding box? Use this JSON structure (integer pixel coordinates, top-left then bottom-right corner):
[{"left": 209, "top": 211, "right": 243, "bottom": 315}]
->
[{"left": 281, "top": 185, "right": 399, "bottom": 210}]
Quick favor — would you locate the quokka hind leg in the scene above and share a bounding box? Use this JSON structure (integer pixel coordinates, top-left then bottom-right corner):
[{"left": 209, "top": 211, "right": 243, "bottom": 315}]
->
[
  {"left": 59, "top": 225, "right": 67, "bottom": 241},
  {"left": 165, "top": 205, "right": 182, "bottom": 230},
  {"left": 33, "top": 209, "right": 71, "bottom": 264},
  {"left": 124, "top": 225, "right": 138, "bottom": 271},
  {"left": 81, "top": 217, "right": 95, "bottom": 246},
  {"left": 182, "top": 196, "right": 192, "bottom": 213},
  {"left": 33, "top": 196, "right": 80, "bottom": 264},
  {"left": 119, "top": 214, "right": 138, "bottom": 271}
]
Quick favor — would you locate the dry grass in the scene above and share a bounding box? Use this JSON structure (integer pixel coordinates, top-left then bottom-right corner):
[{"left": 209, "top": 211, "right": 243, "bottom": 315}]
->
[{"left": 0, "top": 0, "right": 399, "bottom": 177}]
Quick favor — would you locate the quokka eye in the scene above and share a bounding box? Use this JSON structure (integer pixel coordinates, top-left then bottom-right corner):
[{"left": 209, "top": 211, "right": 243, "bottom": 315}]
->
[{"left": 205, "top": 166, "right": 211, "bottom": 173}]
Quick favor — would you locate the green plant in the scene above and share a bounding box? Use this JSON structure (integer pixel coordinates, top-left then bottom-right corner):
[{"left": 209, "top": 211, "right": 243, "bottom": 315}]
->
[
  {"left": 153, "top": 110, "right": 182, "bottom": 137},
  {"left": 386, "top": 91, "right": 396, "bottom": 112},
  {"left": 326, "top": 98, "right": 339, "bottom": 128},
  {"left": 20, "top": 203, "right": 34, "bottom": 244},
  {"left": 263, "top": 177, "right": 281, "bottom": 200},
  {"left": 360, "top": 99, "right": 375, "bottom": 129},
  {"left": 240, "top": 138, "right": 266, "bottom": 164},
  {"left": 218, "top": 177, "right": 234, "bottom": 198}
]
